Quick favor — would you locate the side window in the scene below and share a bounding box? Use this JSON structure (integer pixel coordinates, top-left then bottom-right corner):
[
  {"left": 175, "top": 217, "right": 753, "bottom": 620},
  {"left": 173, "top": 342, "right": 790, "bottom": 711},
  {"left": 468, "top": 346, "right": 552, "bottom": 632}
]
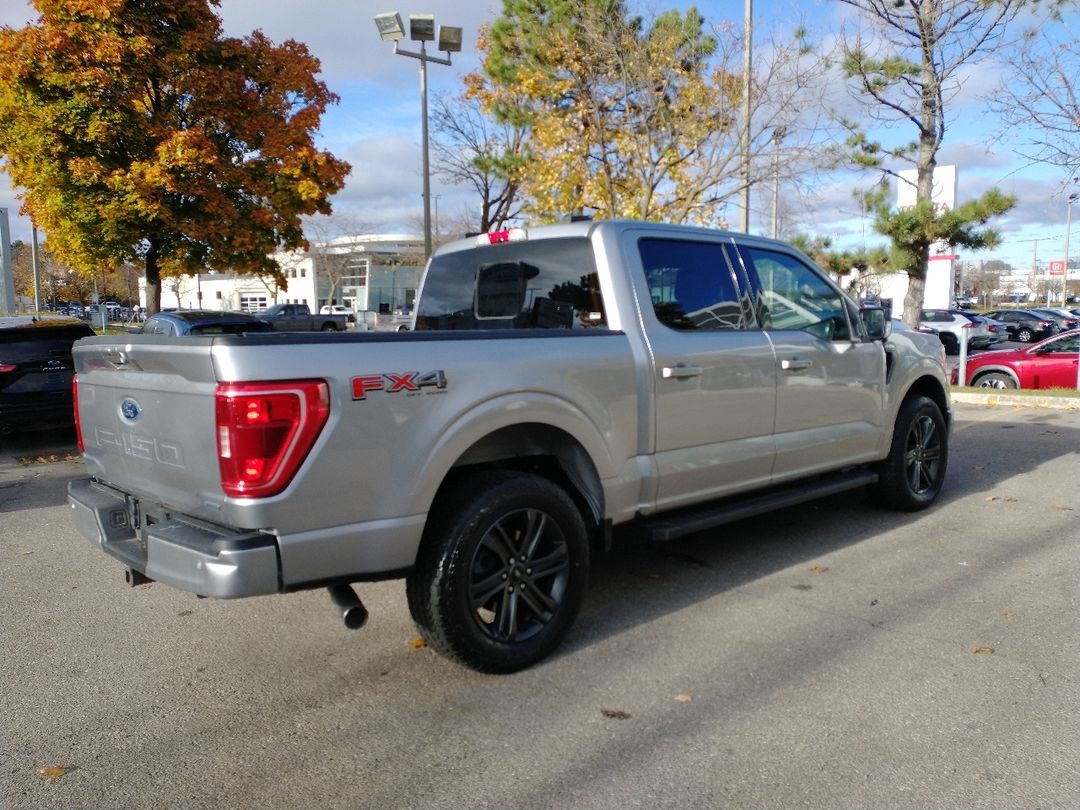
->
[
  {"left": 744, "top": 247, "right": 852, "bottom": 341},
  {"left": 639, "top": 238, "right": 748, "bottom": 331}
]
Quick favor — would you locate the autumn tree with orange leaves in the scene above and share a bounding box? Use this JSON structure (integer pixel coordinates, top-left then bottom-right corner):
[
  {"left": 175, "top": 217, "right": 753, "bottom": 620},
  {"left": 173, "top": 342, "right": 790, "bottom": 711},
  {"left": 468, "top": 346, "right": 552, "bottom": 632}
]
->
[{"left": 0, "top": 0, "right": 349, "bottom": 314}]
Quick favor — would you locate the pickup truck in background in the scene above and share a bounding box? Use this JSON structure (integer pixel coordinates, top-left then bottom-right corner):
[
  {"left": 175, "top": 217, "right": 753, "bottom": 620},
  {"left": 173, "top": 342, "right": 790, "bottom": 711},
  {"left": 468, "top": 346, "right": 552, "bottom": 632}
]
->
[
  {"left": 68, "top": 220, "right": 951, "bottom": 673},
  {"left": 257, "top": 303, "right": 349, "bottom": 332}
]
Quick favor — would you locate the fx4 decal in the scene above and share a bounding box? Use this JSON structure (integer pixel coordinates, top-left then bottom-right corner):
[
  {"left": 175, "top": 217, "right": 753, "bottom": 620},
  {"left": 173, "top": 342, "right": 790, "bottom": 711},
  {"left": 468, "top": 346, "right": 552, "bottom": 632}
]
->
[{"left": 352, "top": 370, "right": 448, "bottom": 401}]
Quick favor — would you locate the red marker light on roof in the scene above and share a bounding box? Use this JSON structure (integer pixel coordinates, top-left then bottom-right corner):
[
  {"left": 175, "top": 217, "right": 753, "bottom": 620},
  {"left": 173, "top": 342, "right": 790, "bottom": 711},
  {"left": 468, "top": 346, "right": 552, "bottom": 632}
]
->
[{"left": 476, "top": 228, "right": 527, "bottom": 245}]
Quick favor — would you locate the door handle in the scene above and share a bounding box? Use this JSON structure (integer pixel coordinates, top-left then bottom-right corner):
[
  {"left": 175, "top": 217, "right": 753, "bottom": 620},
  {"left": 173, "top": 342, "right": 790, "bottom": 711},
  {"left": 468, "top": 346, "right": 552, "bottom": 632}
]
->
[
  {"left": 781, "top": 358, "right": 813, "bottom": 372},
  {"left": 662, "top": 363, "right": 703, "bottom": 380}
]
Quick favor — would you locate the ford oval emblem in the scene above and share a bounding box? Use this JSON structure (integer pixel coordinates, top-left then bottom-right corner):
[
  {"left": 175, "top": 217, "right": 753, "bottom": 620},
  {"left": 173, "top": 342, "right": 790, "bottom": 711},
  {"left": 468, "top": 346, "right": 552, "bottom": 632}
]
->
[{"left": 120, "top": 398, "right": 141, "bottom": 421}]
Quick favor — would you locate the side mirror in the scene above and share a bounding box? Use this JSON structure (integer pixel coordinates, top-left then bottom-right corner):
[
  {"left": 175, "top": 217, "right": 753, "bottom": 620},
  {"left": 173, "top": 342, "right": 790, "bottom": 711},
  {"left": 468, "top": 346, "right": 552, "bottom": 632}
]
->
[{"left": 860, "top": 306, "right": 887, "bottom": 340}]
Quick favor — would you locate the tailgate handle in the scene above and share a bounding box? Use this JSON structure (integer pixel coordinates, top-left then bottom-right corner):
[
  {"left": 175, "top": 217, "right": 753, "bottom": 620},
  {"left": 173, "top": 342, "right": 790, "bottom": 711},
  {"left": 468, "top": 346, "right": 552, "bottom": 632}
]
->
[
  {"left": 662, "top": 363, "right": 703, "bottom": 380},
  {"left": 781, "top": 358, "right": 813, "bottom": 372}
]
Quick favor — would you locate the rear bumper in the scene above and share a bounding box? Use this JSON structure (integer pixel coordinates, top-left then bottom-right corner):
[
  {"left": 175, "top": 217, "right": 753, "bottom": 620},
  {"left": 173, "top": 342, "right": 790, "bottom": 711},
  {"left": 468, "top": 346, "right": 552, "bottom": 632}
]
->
[
  {"left": 0, "top": 393, "right": 76, "bottom": 432},
  {"left": 67, "top": 478, "right": 280, "bottom": 598}
]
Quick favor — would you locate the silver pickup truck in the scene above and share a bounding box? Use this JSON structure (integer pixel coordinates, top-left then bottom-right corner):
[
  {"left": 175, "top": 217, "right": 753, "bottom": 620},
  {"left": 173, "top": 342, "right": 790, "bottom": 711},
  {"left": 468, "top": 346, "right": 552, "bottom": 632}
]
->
[{"left": 68, "top": 220, "right": 951, "bottom": 673}]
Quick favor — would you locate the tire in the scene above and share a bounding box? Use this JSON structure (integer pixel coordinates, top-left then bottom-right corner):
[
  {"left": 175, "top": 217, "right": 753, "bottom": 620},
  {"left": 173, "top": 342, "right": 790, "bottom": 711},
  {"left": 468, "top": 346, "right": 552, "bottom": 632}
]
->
[
  {"left": 1016, "top": 328, "right": 1033, "bottom": 343},
  {"left": 973, "top": 371, "right": 1017, "bottom": 390},
  {"left": 406, "top": 471, "right": 590, "bottom": 673},
  {"left": 939, "top": 333, "right": 958, "bottom": 355},
  {"left": 873, "top": 395, "right": 948, "bottom": 512},
  {"left": 320, "top": 323, "right": 337, "bottom": 332}
]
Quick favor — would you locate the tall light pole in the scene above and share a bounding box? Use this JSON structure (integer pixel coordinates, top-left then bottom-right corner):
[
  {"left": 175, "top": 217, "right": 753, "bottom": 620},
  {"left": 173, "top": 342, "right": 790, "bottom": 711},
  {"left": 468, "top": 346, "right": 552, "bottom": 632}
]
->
[
  {"left": 738, "top": 0, "right": 753, "bottom": 233},
  {"left": 374, "top": 12, "right": 462, "bottom": 262},
  {"left": 1066, "top": 192, "right": 1080, "bottom": 391},
  {"left": 1063, "top": 192, "right": 1077, "bottom": 307},
  {"left": 771, "top": 126, "right": 785, "bottom": 240}
]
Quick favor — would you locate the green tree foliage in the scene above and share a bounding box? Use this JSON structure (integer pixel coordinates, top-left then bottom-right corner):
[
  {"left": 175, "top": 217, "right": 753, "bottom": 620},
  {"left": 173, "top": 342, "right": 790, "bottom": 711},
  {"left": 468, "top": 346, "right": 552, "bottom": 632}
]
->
[
  {"left": 789, "top": 233, "right": 892, "bottom": 297},
  {"left": 475, "top": 0, "right": 732, "bottom": 223},
  {"left": 837, "top": 0, "right": 1020, "bottom": 324},
  {"left": 0, "top": 0, "right": 350, "bottom": 313}
]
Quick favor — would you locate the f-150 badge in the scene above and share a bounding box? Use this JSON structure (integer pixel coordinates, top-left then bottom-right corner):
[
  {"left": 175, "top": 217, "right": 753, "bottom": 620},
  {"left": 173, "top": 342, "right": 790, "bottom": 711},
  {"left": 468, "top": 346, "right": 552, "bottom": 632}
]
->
[{"left": 351, "top": 370, "right": 447, "bottom": 401}]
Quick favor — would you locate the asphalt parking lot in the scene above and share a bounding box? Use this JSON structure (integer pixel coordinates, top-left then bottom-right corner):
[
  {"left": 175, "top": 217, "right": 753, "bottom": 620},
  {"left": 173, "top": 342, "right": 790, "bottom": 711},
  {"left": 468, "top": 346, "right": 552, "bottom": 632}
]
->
[{"left": 1, "top": 400, "right": 1078, "bottom": 810}]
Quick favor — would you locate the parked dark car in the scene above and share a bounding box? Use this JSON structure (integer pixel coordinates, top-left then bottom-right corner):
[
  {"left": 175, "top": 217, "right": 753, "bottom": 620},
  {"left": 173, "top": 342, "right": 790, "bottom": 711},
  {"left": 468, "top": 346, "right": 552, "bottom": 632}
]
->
[
  {"left": 1031, "top": 308, "right": 1079, "bottom": 332},
  {"left": 982, "top": 309, "right": 1058, "bottom": 343},
  {"left": 0, "top": 316, "right": 95, "bottom": 438},
  {"left": 952, "top": 330, "right": 1079, "bottom": 389},
  {"left": 137, "top": 310, "right": 274, "bottom": 336}
]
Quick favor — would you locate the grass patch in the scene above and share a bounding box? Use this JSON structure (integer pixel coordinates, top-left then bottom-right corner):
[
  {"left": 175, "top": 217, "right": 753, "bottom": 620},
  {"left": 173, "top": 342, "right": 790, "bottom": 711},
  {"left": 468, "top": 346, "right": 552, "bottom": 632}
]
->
[{"left": 951, "top": 385, "right": 1080, "bottom": 399}]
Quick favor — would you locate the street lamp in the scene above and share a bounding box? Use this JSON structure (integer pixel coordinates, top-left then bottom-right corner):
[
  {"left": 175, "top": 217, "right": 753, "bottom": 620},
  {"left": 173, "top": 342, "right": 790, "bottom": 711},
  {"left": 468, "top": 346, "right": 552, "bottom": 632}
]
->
[
  {"left": 1064, "top": 193, "right": 1077, "bottom": 307},
  {"left": 1066, "top": 192, "right": 1080, "bottom": 391},
  {"left": 373, "top": 11, "right": 463, "bottom": 261}
]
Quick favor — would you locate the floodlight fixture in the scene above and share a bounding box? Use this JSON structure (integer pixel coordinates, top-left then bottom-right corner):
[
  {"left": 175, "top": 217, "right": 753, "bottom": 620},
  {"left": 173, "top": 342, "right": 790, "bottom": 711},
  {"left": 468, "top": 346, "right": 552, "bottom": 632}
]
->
[
  {"left": 374, "top": 11, "right": 464, "bottom": 261},
  {"left": 438, "top": 25, "right": 463, "bottom": 53},
  {"left": 409, "top": 13, "right": 435, "bottom": 41},
  {"left": 373, "top": 12, "right": 405, "bottom": 41}
]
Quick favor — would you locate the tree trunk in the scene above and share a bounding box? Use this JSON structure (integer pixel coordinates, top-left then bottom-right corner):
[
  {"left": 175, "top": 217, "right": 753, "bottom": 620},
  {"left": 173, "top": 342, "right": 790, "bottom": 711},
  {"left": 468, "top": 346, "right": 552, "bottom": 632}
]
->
[
  {"left": 144, "top": 238, "right": 161, "bottom": 315},
  {"left": 903, "top": 272, "right": 925, "bottom": 328}
]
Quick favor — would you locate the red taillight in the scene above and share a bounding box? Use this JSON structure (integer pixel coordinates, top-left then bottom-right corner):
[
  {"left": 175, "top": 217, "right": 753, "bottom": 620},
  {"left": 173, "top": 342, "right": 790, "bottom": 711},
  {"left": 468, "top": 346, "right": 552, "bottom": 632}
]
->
[
  {"left": 0, "top": 362, "right": 15, "bottom": 373},
  {"left": 215, "top": 380, "right": 330, "bottom": 498},
  {"left": 73, "top": 375, "right": 84, "bottom": 452}
]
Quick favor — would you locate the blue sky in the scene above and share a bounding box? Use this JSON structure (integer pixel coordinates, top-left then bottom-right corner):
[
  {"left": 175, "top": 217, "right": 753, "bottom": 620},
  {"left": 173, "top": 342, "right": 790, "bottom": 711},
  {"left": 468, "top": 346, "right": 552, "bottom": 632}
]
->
[{"left": 0, "top": 0, "right": 1076, "bottom": 274}]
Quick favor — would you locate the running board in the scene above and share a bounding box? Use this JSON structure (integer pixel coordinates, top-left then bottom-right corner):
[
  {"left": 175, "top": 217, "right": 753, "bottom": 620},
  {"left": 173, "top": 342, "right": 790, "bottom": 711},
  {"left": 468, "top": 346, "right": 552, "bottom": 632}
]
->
[{"left": 645, "top": 469, "right": 879, "bottom": 542}]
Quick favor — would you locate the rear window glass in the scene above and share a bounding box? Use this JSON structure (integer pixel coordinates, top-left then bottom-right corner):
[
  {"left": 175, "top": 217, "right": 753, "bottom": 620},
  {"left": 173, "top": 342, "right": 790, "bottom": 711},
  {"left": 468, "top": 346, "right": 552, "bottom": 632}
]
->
[
  {"left": 191, "top": 322, "right": 273, "bottom": 335},
  {"left": 415, "top": 237, "right": 606, "bottom": 331},
  {"left": 0, "top": 323, "right": 94, "bottom": 361}
]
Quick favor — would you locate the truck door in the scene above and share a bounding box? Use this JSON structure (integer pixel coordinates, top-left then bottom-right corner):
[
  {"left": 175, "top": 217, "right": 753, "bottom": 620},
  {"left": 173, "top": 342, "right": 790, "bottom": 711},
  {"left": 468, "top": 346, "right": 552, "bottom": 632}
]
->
[
  {"left": 735, "top": 244, "right": 887, "bottom": 481},
  {"left": 628, "top": 233, "right": 778, "bottom": 511}
]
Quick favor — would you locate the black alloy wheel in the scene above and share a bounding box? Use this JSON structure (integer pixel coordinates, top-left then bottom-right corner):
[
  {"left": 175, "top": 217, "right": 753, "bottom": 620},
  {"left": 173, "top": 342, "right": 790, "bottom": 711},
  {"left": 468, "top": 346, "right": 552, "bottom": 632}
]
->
[
  {"left": 407, "top": 470, "right": 589, "bottom": 673},
  {"left": 873, "top": 395, "right": 948, "bottom": 512}
]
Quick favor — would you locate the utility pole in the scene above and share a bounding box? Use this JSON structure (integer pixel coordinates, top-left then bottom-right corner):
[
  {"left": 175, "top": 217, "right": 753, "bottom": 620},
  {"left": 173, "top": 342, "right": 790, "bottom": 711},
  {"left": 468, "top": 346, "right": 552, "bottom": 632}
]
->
[
  {"left": 0, "top": 208, "right": 15, "bottom": 313},
  {"left": 31, "top": 225, "right": 41, "bottom": 312},
  {"left": 738, "top": 0, "right": 752, "bottom": 233}
]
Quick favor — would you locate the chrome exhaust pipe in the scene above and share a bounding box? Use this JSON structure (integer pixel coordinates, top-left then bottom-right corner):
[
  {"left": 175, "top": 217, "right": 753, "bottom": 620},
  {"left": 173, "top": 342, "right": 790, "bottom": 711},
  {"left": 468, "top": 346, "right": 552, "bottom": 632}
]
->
[
  {"left": 125, "top": 568, "right": 154, "bottom": 587},
  {"left": 327, "top": 583, "right": 368, "bottom": 630}
]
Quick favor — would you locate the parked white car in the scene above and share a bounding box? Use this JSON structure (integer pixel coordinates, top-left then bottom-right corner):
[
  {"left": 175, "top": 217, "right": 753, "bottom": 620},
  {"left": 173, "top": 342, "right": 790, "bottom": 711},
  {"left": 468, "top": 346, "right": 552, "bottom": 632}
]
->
[{"left": 919, "top": 309, "right": 993, "bottom": 354}]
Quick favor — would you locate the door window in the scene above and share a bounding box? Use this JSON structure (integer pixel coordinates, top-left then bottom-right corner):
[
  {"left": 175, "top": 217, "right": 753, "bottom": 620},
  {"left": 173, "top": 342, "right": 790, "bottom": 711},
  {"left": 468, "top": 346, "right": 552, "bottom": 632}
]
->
[
  {"left": 638, "top": 239, "right": 750, "bottom": 331},
  {"left": 742, "top": 247, "right": 852, "bottom": 341}
]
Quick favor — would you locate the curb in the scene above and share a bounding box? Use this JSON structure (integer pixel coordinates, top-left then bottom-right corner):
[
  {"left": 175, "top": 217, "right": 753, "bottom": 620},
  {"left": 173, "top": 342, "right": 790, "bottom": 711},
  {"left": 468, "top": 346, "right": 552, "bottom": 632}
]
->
[{"left": 951, "top": 392, "right": 1080, "bottom": 411}]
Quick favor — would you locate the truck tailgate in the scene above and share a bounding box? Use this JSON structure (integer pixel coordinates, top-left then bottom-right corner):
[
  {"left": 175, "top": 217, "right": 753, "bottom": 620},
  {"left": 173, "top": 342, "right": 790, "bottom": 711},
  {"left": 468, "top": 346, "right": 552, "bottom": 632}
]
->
[{"left": 74, "top": 336, "right": 224, "bottom": 517}]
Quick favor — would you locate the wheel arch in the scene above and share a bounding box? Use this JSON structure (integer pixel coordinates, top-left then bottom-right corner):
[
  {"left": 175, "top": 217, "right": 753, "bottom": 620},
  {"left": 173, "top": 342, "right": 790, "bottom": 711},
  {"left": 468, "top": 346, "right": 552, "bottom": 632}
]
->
[
  {"left": 434, "top": 423, "right": 606, "bottom": 531},
  {"left": 412, "top": 392, "right": 619, "bottom": 536},
  {"left": 899, "top": 374, "right": 951, "bottom": 430}
]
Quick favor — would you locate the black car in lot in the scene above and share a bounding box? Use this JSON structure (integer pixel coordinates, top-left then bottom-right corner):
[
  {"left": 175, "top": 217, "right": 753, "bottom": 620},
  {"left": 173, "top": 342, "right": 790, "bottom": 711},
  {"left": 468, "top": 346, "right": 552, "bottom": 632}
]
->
[
  {"left": 0, "top": 316, "right": 95, "bottom": 439},
  {"left": 982, "top": 309, "right": 1058, "bottom": 343}
]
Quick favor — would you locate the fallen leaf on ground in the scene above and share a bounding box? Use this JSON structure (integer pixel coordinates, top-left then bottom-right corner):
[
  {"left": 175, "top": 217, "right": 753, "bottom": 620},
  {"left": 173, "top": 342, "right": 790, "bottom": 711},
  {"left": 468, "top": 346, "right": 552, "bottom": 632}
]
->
[
  {"left": 809, "top": 564, "right": 829, "bottom": 574},
  {"left": 985, "top": 495, "right": 1017, "bottom": 502},
  {"left": 602, "top": 709, "right": 631, "bottom": 720},
  {"left": 409, "top": 638, "right": 427, "bottom": 649},
  {"left": 1000, "top": 611, "right": 1013, "bottom": 619},
  {"left": 971, "top": 645, "right": 995, "bottom": 655},
  {"left": 38, "top": 766, "right": 66, "bottom": 779},
  {"left": 673, "top": 694, "right": 692, "bottom": 703}
]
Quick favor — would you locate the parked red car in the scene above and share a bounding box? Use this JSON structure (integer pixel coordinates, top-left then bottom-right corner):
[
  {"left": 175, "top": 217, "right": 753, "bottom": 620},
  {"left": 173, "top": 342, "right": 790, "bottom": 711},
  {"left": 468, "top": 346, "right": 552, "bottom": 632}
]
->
[{"left": 952, "top": 329, "right": 1079, "bottom": 389}]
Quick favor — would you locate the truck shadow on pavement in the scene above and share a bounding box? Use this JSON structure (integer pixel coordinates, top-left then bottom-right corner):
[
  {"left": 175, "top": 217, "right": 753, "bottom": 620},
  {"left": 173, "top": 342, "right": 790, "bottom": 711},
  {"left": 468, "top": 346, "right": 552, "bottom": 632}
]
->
[
  {"left": 0, "top": 429, "right": 82, "bottom": 513},
  {"left": 564, "top": 406, "right": 1080, "bottom": 663}
]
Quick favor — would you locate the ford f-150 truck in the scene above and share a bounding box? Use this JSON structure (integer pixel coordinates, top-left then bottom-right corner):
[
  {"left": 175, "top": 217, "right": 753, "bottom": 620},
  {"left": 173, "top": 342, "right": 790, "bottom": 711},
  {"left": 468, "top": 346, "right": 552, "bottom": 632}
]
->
[
  {"left": 68, "top": 220, "right": 951, "bottom": 673},
  {"left": 257, "top": 303, "right": 349, "bottom": 332}
]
